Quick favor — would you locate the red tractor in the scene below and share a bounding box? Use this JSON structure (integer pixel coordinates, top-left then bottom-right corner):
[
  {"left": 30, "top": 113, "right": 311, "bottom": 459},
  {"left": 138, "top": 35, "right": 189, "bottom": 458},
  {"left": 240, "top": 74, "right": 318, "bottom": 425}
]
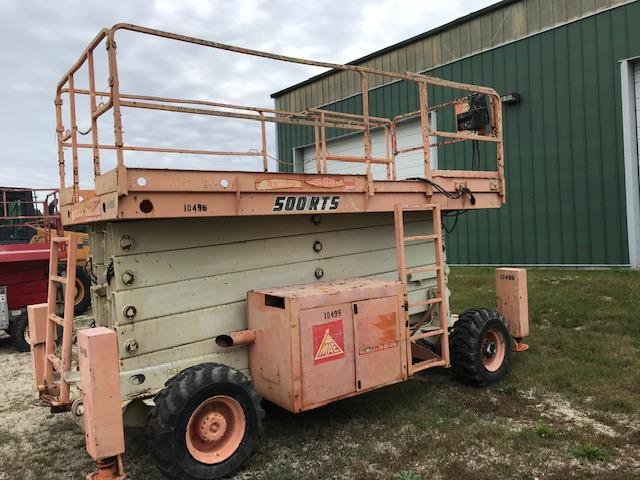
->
[{"left": 0, "top": 187, "right": 91, "bottom": 351}]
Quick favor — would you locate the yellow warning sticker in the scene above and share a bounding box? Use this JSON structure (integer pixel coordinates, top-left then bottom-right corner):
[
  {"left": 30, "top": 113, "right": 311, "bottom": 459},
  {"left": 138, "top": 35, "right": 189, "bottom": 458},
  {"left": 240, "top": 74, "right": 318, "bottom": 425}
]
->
[{"left": 313, "top": 320, "right": 345, "bottom": 364}]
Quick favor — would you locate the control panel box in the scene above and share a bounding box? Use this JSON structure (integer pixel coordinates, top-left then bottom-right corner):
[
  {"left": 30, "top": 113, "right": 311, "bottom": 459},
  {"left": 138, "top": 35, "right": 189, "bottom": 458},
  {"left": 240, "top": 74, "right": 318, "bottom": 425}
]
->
[{"left": 248, "top": 278, "right": 407, "bottom": 413}]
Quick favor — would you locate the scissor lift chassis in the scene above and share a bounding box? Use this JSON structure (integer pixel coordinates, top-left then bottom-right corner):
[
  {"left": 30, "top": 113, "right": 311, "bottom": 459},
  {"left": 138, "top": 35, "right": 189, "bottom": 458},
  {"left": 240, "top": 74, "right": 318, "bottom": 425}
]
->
[
  {"left": 89, "top": 209, "right": 441, "bottom": 401},
  {"left": 28, "top": 24, "right": 530, "bottom": 480}
]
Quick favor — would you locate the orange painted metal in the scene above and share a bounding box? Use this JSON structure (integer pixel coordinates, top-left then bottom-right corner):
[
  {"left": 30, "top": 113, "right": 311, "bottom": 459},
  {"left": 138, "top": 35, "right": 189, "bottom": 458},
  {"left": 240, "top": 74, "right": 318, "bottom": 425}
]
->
[
  {"left": 394, "top": 204, "right": 450, "bottom": 374},
  {"left": 496, "top": 268, "right": 529, "bottom": 340},
  {"left": 185, "top": 396, "right": 246, "bottom": 464},
  {"left": 215, "top": 329, "right": 256, "bottom": 348},
  {"left": 248, "top": 278, "right": 405, "bottom": 413},
  {"left": 59, "top": 169, "right": 502, "bottom": 225},
  {"left": 52, "top": 23, "right": 505, "bottom": 227},
  {"left": 480, "top": 328, "right": 506, "bottom": 372},
  {"left": 27, "top": 303, "right": 48, "bottom": 390},
  {"left": 40, "top": 233, "right": 77, "bottom": 410},
  {"left": 77, "top": 327, "right": 126, "bottom": 480}
]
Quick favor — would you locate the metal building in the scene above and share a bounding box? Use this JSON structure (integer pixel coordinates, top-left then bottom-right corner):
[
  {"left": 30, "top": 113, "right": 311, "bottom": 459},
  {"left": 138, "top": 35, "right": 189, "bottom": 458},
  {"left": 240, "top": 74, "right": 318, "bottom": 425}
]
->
[{"left": 272, "top": 0, "right": 640, "bottom": 267}]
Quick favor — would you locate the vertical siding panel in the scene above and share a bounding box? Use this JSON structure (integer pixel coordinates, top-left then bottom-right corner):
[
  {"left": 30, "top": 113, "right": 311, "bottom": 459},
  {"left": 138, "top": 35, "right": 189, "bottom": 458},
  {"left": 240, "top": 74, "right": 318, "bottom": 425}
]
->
[
  {"left": 566, "top": 21, "right": 591, "bottom": 263},
  {"left": 580, "top": 0, "right": 596, "bottom": 15},
  {"left": 566, "top": 0, "right": 581, "bottom": 19},
  {"left": 515, "top": 37, "right": 536, "bottom": 263},
  {"left": 528, "top": 35, "right": 549, "bottom": 263},
  {"left": 553, "top": 27, "right": 578, "bottom": 264},
  {"left": 469, "top": 18, "right": 482, "bottom": 54},
  {"left": 492, "top": 45, "right": 511, "bottom": 263},
  {"left": 503, "top": 5, "right": 516, "bottom": 43},
  {"left": 539, "top": 0, "right": 554, "bottom": 29},
  {"left": 415, "top": 40, "right": 426, "bottom": 72},
  {"left": 553, "top": 0, "right": 568, "bottom": 24},
  {"left": 470, "top": 55, "right": 486, "bottom": 262},
  {"left": 581, "top": 16, "right": 605, "bottom": 263},
  {"left": 503, "top": 42, "right": 525, "bottom": 264},
  {"left": 595, "top": 12, "right": 621, "bottom": 263},
  {"left": 526, "top": 0, "right": 541, "bottom": 32},
  {"left": 491, "top": 9, "right": 505, "bottom": 46},
  {"left": 460, "top": 22, "right": 471, "bottom": 57},
  {"left": 612, "top": 6, "right": 629, "bottom": 263},
  {"left": 480, "top": 14, "right": 493, "bottom": 49},
  {"left": 540, "top": 31, "right": 563, "bottom": 263}
]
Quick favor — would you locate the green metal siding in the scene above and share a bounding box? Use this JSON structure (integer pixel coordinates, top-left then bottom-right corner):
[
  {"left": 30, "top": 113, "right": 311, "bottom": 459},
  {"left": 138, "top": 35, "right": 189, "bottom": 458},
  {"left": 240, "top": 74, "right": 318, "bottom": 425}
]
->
[{"left": 276, "top": 2, "right": 640, "bottom": 265}]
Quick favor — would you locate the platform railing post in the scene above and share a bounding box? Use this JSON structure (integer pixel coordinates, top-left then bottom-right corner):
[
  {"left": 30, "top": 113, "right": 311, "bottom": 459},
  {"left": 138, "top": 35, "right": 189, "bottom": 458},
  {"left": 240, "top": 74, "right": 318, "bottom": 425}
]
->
[
  {"left": 68, "top": 73, "right": 80, "bottom": 202},
  {"left": 360, "top": 73, "right": 372, "bottom": 181},
  {"left": 106, "top": 29, "right": 128, "bottom": 196},
  {"left": 418, "top": 81, "right": 431, "bottom": 180},
  {"left": 54, "top": 95, "right": 66, "bottom": 190},
  {"left": 87, "top": 50, "right": 101, "bottom": 177}
]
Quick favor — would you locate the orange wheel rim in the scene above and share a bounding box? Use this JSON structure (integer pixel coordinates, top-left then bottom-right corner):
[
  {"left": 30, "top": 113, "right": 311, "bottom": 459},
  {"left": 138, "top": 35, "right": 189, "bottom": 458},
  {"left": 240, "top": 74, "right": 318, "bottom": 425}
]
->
[
  {"left": 74, "top": 278, "right": 84, "bottom": 306},
  {"left": 481, "top": 328, "right": 505, "bottom": 372},
  {"left": 186, "top": 395, "right": 246, "bottom": 464}
]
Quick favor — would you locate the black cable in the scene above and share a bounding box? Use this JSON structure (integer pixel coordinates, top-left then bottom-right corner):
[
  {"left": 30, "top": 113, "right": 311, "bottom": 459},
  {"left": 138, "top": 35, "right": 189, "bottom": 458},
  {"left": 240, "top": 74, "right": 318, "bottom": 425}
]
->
[
  {"left": 442, "top": 209, "right": 469, "bottom": 234},
  {"left": 405, "top": 177, "right": 476, "bottom": 205},
  {"left": 472, "top": 140, "right": 481, "bottom": 170},
  {"left": 106, "top": 260, "right": 114, "bottom": 284}
]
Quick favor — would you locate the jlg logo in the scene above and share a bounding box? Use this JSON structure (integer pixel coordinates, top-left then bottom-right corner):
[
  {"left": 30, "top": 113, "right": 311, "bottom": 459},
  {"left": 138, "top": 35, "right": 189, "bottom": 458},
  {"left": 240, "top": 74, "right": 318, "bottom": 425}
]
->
[{"left": 272, "top": 195, "right": 340, "bottom": 212}]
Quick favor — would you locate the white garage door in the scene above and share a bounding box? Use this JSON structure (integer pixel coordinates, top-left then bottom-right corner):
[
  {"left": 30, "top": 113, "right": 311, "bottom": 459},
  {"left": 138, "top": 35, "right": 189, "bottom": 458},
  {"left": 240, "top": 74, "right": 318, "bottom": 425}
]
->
[{"left": 297, "top": 115, "right": 437, "bottom": 180}]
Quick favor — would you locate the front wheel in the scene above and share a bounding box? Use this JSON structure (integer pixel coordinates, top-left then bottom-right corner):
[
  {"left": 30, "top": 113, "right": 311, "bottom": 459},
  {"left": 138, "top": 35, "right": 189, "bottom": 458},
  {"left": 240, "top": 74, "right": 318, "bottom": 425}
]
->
[
  {"left": 450, "top": 308, "right": 512, "bottom": 387},
  {"left": 147, "top": 363, "right": 264, "bottom": 480}
]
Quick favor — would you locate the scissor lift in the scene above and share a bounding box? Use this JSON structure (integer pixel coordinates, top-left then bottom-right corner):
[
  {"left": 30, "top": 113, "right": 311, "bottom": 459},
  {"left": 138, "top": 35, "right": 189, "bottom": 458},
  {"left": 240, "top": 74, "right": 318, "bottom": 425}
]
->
[{"left": 29, "top": 24, "right": 529, "bottom": 480}]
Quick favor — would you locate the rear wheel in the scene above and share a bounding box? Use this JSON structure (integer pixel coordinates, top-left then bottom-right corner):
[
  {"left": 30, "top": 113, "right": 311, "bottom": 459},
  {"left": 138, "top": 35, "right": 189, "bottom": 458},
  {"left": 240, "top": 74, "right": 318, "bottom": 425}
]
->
[
  {"left": 9, "top": 315, "right": 29, "bottom": 352},
  {"left": 450, "top": 308, "right": 512, "bottom": 386},
  {"left": 58, "top": 265, "right": 92, "bottom": 315},
  {"left": 73, "top": 267, "right": 92, "bottom": 315},
  {"left": 147, "top": 363, "right": 264, "bottom": 480}
]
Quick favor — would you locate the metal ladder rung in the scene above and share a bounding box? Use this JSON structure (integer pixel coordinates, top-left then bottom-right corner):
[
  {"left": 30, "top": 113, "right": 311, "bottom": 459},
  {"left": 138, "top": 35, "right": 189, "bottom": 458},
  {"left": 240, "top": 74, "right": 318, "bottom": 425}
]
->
[
  {"left": 47, "top": 354, "right": 62, "bottom": 372},
  {"left": 411, "top": 328, "right": 446, "bottom": 342},
  {"left": 412, "top": 358, "right": 446, "bottom": 371},
  {"left": 398, "top": 204, "right": 436, "bottom": 212},
  {"left": 408, "top": 297, "right": 442, "bottom": 308},
  {"left": 406, "top": 265, "right": 439, "bottom": 275},
  {"left": 404, "top": 234, "right": 438, "bottom": 242},
  {"left": 50, "top": 275, "right": 67, "bottom": 285},
  {"left": 49, "top": 314, "right": 65, "bottom": 326}
]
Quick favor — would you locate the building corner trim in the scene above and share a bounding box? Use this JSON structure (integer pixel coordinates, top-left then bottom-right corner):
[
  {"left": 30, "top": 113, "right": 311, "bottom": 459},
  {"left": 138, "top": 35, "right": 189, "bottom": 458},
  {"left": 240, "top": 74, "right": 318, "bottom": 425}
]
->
[{"left": 621, "top": 59, "right": 640, "bottom": 269}]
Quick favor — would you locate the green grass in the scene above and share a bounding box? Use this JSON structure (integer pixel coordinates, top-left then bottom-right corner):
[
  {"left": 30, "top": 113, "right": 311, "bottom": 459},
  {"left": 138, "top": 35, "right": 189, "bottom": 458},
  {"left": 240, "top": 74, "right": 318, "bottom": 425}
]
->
[
  {"left": 2, "top": 268, "right": 640, "bottom": 479},
  {"left": 449, "top": 268, "right": 640, "bottom": 412},
  {"left": 571, "top": 443, "right": 610, "bottom": 462}
]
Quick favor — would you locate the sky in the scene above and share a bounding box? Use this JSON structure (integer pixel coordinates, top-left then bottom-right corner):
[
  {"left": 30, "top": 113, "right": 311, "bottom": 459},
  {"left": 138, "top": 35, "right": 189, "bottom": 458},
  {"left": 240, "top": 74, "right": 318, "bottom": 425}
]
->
[{"left": 0, "top": 0, "right": 496, "bottom": 188}]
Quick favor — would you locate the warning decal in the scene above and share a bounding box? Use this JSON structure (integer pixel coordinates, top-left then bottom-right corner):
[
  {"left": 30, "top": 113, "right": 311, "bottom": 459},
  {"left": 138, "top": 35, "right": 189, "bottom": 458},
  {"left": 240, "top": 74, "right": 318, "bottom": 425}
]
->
[{"left": 312, "top": 320, "right": 345, "bottom": 365}]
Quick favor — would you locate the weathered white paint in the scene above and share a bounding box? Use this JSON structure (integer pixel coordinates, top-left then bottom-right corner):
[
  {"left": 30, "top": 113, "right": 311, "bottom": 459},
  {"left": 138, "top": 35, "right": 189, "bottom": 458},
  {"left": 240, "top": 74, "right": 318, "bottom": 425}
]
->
[{"left": 90, "top": 212, "right": 445, "bottom": 398}]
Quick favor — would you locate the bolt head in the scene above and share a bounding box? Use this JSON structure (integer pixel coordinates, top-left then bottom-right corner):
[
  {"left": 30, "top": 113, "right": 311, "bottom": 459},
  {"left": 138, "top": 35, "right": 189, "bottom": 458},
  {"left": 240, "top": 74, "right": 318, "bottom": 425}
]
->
[
  {"left": 124, "top": 338, "right": 139, "bottom": 353},
  {"left": 119, "top": 235, "right": 133, "bottom": 250},
  {"left": 123, "top": 305, "right": 137, "bottom": 319},
  {"left": 121, "top": 270, "right": 135, "bottom": 285}
]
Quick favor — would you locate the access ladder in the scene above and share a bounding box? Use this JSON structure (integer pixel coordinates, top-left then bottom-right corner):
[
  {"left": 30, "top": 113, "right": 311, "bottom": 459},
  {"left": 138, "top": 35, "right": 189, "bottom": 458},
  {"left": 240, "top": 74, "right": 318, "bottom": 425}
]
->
[
  {"left": 394, "top": 203, "right": 450, "bottom": 374},
  {"left": 40, "top": 233, "right": 77, "bottom": 410}
]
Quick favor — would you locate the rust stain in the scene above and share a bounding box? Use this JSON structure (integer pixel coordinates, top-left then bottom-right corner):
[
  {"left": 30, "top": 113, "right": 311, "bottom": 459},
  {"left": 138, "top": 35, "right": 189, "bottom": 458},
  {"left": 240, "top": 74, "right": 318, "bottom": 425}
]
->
[
  {"left": 255, "top": 178, "right": 303, "bottom": 190},
  {"left": 305, "top": 177, "right": 344, "bottom": 188}
]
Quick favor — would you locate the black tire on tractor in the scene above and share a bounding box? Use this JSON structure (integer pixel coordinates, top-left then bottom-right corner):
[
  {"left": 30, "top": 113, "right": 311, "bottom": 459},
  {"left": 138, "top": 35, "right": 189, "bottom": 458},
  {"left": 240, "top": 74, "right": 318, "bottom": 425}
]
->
[
  {"left": 147, "top": 363, "right": 264, "bottom": 480},
  {"left": 9, "top": 315, "right": 30, "bottom": 352},
  {"left": 73, "top": 266, "right": 92, "bottom": 315},
  {"left": 450, "top": 308, "right": 512, "bottom": 387}
]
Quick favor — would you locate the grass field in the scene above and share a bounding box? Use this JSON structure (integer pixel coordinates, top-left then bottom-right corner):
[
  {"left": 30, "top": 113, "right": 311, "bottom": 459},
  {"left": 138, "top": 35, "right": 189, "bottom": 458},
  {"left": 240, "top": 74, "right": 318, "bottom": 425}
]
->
[{"left": 1, "top": 268, "right": 639, "bottom": 479}]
